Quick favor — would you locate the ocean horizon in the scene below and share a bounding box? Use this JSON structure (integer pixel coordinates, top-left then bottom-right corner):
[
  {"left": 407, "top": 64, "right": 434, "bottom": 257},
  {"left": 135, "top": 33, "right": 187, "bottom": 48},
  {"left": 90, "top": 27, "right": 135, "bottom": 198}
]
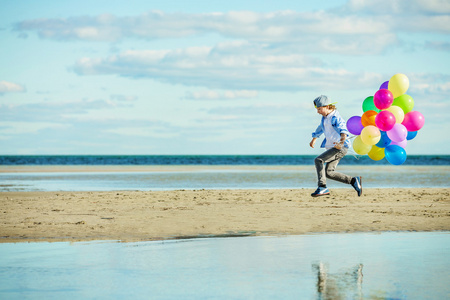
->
[{"left": 1, "top": 154, "right": 449, "bottom": 166}]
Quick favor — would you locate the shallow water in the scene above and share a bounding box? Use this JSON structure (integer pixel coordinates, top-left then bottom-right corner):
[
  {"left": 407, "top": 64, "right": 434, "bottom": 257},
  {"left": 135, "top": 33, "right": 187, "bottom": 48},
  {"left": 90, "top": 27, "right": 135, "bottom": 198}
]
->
[
  {"left": 0, "top": 232, "right": 449, "bottom": 299},
  {"left": 0, "top": 165, "right": 449, "bottom": 191}
]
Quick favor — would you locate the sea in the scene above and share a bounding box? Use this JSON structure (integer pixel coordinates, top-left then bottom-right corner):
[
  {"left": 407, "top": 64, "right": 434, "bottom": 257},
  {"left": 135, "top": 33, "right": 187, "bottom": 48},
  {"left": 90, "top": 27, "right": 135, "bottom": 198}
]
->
[
  {"left": 1, "top": 155, "right": 449, "bottom": 299},
  {"left": 1, "top": 155, "right": 449, "bottom": 191},
  {"left": 1, "top": 154, "right": 449, "bottom": 165}
]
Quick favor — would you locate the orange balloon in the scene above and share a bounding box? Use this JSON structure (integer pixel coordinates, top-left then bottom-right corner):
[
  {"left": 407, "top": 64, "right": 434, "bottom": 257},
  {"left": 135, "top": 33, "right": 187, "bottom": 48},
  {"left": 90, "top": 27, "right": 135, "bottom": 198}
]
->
[{"left": 361, "top": 110, "right": 378, "bottom": 127}]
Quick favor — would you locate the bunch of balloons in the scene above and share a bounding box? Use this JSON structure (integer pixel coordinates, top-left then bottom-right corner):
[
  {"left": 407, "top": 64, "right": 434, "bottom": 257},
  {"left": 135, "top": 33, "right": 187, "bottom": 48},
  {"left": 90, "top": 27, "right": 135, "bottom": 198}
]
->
[{"left": 346, "top": 73, "right": 424, "bottom": 165}]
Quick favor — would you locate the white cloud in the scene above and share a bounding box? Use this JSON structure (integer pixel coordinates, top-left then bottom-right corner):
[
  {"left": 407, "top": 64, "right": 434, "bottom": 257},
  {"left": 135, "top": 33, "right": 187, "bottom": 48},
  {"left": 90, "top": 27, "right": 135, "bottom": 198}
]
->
[
  {"left": 104, "top": 95, "right": 137, "bottom": 107},
  {"left": 425, "top": 41, "right": 450, "bottom": 51},
  {"left": 0, "top": 121, "right": 67, "bottom": 135},
  {"left": 341, "top": 0, "right": 450, "bottom": 34},
  {"left": 72, "top": 44, "right": 383, "bottom": 91},
  {"left": 206, "top": 103, "right": 311, "bottom": 117},
  {"left": 0, "top": 81, "right": 25, "bottom": 94},
  {"left": 410, "top": 81, "right": 450, "bottom": 96},
  {"left": 344, "top": 0, "right": 450, "bottom": 15},
  {"left": 105, "top": 127, "right": 179, "bottom": 138},
  {"left": 0, "top": 98, "right": 133, "bottom": 123},
  {"left": 186, "top": 90, "right": 258, "bottom": 100},
  {"left": 407, "top": 73, "right": 450, "bottom": 98},
  {"left": 15, "top": 5, "right": 447, "bottom": 51}
]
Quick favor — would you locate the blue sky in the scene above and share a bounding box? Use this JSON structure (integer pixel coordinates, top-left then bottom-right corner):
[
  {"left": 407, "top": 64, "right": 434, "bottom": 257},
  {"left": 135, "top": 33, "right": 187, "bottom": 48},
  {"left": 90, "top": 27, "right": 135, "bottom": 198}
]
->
[{"left": 1, "top": 0, "right": 449, "bottom": 155}]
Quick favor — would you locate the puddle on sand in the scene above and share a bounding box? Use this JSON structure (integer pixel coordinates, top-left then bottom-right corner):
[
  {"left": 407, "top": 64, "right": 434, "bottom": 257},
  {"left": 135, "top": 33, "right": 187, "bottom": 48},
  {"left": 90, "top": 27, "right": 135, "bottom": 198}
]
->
[{"left": 0, "top": 232, "right": 449, "bottom": 299}]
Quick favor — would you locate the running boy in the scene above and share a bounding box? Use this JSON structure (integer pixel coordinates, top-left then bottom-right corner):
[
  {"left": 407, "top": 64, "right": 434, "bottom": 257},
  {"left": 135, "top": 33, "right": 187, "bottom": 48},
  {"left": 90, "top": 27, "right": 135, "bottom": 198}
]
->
[{"left": 309, "top": 95, "right": 362, "bottom": 197}]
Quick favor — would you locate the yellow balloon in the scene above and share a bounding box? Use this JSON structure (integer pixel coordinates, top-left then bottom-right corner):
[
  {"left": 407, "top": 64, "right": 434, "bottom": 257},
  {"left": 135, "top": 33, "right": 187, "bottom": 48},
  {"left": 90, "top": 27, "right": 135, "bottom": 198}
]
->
[
  {"left": 353, "top": 136, "right": 372, "bottom": 155},
  {"left": 386, "top": 105, "right": 405, "bottom": 123},
  {"left": 388, "top": 73, "right": 409, "bottom": 98},
  {"left": 361, "top": 125, "right": 381, "bottom": 145},
  {"left": 368, "top": 145, "right": 385, "bottom": 161}
]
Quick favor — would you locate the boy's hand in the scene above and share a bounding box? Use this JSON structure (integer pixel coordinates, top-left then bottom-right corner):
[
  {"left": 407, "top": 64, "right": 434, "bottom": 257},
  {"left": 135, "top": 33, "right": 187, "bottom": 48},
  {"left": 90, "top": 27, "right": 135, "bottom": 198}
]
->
[
  {"left": 310, "top": 138, "right": 317, "bottom": 148},
  {"left": 334, "top": 134, "right": 346, "bottom": 149},
  {"left": 334, "top": 141, "right": 343, "bottom": 150}
]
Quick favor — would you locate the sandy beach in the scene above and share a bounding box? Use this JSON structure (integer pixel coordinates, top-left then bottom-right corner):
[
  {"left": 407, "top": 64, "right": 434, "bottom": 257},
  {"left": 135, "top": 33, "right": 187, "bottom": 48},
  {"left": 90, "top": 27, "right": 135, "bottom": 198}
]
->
[{"left": 1, "top": 188, "right": 449, "bottom": 243}]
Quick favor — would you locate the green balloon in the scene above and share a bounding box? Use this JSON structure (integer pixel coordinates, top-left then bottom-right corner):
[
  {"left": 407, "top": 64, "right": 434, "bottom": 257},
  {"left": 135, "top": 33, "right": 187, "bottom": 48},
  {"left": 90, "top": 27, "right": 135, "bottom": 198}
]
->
[
  {"left": 362, "top": 96, "right": 381, "bottom": 112},
  {"left": 393, "top": 94, "right": 414, "bottom": 113}
]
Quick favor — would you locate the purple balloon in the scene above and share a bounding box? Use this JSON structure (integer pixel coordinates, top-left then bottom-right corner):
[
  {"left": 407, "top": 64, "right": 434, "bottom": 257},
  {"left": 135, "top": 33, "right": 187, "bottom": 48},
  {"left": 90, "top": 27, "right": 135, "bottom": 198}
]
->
[
  {"left": 391, "top": 139, "right": 407, "bottom": 148},
  {"left": 347, "top": 116, "right": 364, "bottom": 135},
  {"left": 380, "top": 81, "right": 389, "bottom": 90},
  {"left": 387, "top": 123, "right": 407, "bottom": 142}
]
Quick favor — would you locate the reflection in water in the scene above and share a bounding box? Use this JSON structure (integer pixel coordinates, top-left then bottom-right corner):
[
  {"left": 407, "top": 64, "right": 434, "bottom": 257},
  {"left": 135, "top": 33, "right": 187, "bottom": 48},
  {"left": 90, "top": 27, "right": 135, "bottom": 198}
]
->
[
  {"left": 0, "top": 232, "right": 448, "bottom": 299},
  {"left": 313, "top": 262, "right": 363, "bottom": 300}
]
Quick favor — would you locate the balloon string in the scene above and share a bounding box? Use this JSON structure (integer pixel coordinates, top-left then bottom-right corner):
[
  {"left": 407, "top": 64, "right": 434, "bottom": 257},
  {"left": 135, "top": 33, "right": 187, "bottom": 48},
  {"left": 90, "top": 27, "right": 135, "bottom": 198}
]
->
[
  {"left": 345, "top": 135, "right": 361, "bottom": 160},
  {"left": 347, "top": 149, "right": 361, "bottom": 160}
]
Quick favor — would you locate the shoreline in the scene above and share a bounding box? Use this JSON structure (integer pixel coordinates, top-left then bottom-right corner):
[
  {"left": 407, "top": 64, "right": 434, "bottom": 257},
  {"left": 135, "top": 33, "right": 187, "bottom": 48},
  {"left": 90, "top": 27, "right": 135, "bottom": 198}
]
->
[
  {"left": 3, "top": 231, "right": 449, "bottom": 244},
  {"left": 1, "top": 188, "right": 449, "bottom": 243}
]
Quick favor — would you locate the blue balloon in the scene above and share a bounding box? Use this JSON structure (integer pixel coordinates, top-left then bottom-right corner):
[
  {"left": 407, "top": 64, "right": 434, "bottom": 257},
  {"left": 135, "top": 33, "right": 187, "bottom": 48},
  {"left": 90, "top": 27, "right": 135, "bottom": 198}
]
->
[
  {"left": 406, "top": 131, "right": 418, "bottom": 140},
  {"left": 385, "top": 145, "right": 407, "bottom": 165},
  {"left": 376, "top": 131, "right": 391, "bottom": 148}
]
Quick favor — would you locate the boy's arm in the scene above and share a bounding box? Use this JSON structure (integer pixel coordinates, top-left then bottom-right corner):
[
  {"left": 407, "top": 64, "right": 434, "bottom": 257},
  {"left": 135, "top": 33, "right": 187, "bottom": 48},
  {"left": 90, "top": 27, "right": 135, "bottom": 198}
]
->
[
  {"left": 333, "top": 115, "right": 350, "bottom": 136},
  {"left": 312, "top": 124, "right": 323, "bottom": 138},
  {"left": 334, "top": 133, "right": 347, "bottom": 149},
  {"left": 311, "top": 124, "right": 323, "bottom": 148}
]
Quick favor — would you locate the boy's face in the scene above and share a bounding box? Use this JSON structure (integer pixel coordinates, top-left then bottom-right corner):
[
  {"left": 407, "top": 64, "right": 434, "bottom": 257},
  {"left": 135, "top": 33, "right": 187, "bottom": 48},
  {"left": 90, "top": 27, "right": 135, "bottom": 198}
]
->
[{"left": 316, "top": 106, "right": 331, "bottom": 116}]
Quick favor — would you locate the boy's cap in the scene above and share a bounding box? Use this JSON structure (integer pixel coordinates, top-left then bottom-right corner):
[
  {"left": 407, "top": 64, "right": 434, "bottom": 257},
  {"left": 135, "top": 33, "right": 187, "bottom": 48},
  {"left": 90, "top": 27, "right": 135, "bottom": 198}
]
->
[{"left": 313, "top": 95, "right": 329, "bottom": 108}]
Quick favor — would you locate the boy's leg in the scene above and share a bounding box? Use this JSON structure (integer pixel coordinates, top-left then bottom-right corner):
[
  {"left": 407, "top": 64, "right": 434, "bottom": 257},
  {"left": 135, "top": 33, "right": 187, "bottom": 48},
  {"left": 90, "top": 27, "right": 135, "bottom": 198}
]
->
[
  {"left": 314, "top": 148, "right": 343, "bottom": 187},
  {"left": 325, "top": 148, "right": 352, "bottom": 184}
]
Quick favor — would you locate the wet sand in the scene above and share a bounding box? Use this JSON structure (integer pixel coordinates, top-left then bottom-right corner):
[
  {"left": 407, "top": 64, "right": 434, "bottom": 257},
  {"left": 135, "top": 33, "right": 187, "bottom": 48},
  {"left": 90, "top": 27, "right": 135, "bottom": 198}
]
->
[{"left": 1, "top": 188, "right": 449, "bottom": 243}]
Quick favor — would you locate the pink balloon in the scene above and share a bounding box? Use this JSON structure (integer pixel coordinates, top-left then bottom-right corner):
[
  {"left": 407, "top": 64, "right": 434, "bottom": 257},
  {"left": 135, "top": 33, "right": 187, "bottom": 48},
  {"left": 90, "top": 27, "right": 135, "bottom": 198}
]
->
[
  {"left": 387, "top": 123, "right": 407, "bottom": 142},
  {"left": 374, "top": 89, "right": 394, "bottom": 110},
  {"left": 375, "top": 110, "right": 396, "bottom": 131},
  {"left": 402, "top": 111, "right": 425, "bottom": 131},
  {"left": 391, "top": 139, "right": 407, "bottom": 148}
]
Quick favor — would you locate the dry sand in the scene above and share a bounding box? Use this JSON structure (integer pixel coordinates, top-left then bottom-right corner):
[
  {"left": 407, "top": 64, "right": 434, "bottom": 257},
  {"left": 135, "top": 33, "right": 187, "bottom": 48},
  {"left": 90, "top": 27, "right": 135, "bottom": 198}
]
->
[{"left": 1, "top": 188, "right": 449, "bottom": 243}]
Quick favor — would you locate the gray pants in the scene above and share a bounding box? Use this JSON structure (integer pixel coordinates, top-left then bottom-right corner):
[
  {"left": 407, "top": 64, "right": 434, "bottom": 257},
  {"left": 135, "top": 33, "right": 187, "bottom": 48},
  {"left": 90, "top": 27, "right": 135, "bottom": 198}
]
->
[{"left": 314, "top": 147, "right": 352, "bottom": 187}]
